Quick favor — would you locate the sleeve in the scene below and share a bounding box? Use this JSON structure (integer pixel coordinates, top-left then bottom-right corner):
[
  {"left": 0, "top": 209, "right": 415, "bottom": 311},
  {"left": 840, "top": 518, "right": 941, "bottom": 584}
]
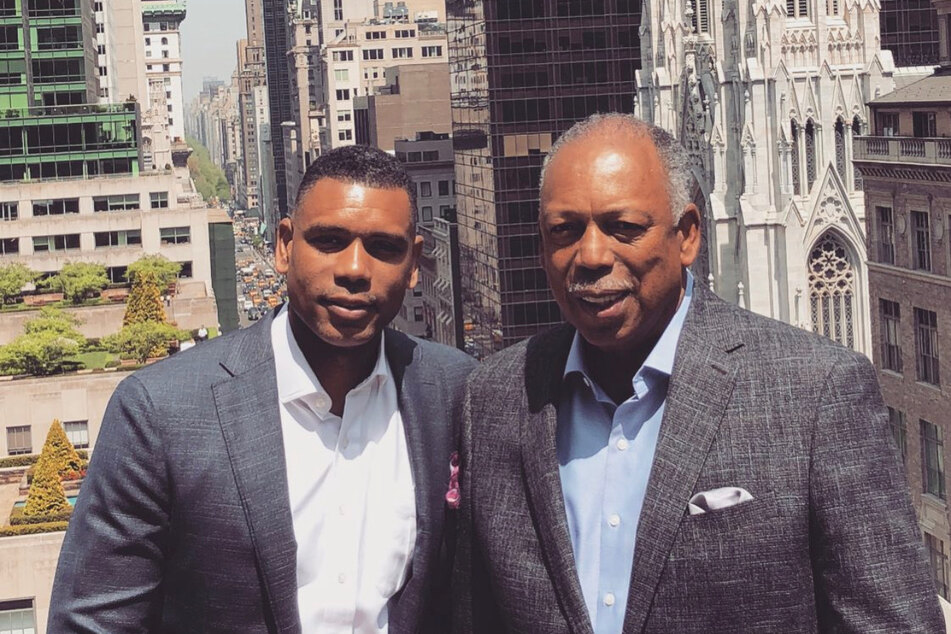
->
[
  {"left": 48, "top": 375, "right": 170, "bottom": 633},
  {"left": 809, "top": 353, "right": 945, "bottom": 633}
]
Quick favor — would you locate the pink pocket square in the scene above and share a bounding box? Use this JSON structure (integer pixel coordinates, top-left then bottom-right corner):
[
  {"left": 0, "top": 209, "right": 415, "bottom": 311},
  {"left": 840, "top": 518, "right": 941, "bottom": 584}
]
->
[{"left": 445, "top": 451, "right": 460, "bottom": 509}]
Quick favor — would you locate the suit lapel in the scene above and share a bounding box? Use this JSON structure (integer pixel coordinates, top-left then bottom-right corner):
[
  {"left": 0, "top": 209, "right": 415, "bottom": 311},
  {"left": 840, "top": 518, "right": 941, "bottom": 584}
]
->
[
  {"left": 522, "top": 326, "right": 593, "bottom": 634},
  {"left": 212, "top": 315, "right": 301, "bottom": 634},
  {"left": 622, "top": 288, "right": 741, "bottom": 634}
]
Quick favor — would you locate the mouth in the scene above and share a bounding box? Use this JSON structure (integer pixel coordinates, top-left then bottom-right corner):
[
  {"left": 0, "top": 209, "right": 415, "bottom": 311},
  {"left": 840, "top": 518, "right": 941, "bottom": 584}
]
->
[
  {"left": 571, "top": 291, "right": 630, "bottom": 318},
  {"left": 321, "top": 296, "right": 375, "bottom": 321}
]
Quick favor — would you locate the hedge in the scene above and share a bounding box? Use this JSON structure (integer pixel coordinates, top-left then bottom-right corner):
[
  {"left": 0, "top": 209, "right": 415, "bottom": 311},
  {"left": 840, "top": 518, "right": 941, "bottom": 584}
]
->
[
  {"left": 8, "top": 506, "right": 72, "bottom": 525},
  {"left": 0, "top": 449, "right": 88, "bottom": 470},
  {"left": 0, "top": 521, "right": 68, "bottom": 537}
]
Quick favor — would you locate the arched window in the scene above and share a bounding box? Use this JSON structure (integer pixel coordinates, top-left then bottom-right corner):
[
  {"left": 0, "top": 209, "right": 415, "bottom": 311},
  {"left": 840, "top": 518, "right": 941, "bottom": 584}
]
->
[
  {"left": 161, "top": 37, "right": 168, "bottom": 45},
  {"left": 852, "top": 116, "right": 864, "bottom": 190},
  {"left": 791, "top": 121, "right": 802, "bottom": 196},
  {"left": 834, "top": 118, "right": 846, "bottom": 179},
  {"left": 809, "top": 232, "right": 856, "bottom": 349},
  {"left": 805, "top": 119, "right": 817, "bottom": 192},
  {"left": 692, "top": 0, "right": 711, "bottom": 34}
]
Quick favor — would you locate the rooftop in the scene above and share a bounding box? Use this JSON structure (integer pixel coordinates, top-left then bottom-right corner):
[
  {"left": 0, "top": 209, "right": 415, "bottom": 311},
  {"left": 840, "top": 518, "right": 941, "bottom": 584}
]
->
[{"left": 871, "top": 70, "right": 951, "bottom": 106}]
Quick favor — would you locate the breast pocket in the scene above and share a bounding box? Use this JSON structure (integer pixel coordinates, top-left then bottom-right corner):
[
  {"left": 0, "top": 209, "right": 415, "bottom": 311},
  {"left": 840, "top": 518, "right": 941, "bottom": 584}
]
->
[
  {"left": 671, "top": 491, "right": 780, "bottom": 560},
  {"left": 374, "top": 495, "right": 418, "bottom": 598}
]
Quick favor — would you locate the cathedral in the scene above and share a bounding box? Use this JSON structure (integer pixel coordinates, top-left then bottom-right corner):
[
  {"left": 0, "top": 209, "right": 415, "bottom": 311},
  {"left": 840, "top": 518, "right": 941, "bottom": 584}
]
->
[{"left": 638, "top": 0, "right": 896, "bottom": 356}]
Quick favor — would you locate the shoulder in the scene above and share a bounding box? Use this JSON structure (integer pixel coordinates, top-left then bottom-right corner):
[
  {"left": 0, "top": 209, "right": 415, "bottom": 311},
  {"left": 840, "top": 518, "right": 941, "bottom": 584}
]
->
[{"left": 385, "top": 329, "right": 477, "bottom": 384}]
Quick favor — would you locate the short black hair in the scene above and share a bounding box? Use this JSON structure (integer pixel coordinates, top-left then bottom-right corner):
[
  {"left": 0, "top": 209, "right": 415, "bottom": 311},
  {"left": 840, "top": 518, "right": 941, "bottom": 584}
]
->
[{"left": 293, "top": 144, "right": 417, "bottom": 222}]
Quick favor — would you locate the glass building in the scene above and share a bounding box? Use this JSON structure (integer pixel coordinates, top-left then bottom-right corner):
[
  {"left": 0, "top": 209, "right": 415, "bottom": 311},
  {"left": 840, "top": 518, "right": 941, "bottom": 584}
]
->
[
  {"left": 446, "top": 0, "right": 641, "bottom": 358},
  {"left": 0, "top": 0, "right": 140, "bottom": 182},
  {"left": 261, "top": 0, "right": 293, "bottom": 218},
  {"left": 880, "top": 0, "right": 939, "bottom": 68}
]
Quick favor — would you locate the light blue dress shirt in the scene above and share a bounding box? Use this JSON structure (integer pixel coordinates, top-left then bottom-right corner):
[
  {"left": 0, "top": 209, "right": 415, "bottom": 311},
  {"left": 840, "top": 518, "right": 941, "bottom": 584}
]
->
[{"left": 556, "top": 271, "right": 694, "bottom": 634}]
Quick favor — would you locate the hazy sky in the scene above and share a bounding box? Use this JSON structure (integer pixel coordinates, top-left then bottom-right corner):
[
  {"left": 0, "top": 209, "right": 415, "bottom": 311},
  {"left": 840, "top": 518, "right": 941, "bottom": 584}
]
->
[{"left": 180, "top": 0, "right": 246, "bottom": 101}]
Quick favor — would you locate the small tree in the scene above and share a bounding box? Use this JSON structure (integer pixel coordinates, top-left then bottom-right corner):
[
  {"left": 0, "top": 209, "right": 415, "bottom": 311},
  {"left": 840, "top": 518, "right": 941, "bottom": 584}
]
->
[
  {"left": 24, "top": 307, "right": 83, "bottom": 338},
  {"left": 48, "top": 262, "right": 109, "bottom": 304},
  {"left": 39, "top": 420, "right": 83, "bottom": 477},
  {"left": 125, "top": 255, "right": 181, "bottom": 288},
  {"left": 0, "top": 309, "right": 85, "bottom": 376},
  {"left": 0, "top": 262, "right": 35, "bottom": 304},
  {"left": 123, "top": 270, "right": 166, "bottom": 326},
  {"left": 23, "top": 456, "right": 70, "bottom": 517},
  {"left": 104, "top": 320, "right": 188, "bottom": 362}
]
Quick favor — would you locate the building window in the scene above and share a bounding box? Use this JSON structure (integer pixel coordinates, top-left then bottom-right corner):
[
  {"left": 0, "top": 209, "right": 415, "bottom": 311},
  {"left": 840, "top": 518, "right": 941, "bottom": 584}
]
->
[
  {"left": 423, "top": 150, "right": 439, "bottom": 161},
  {"left": 808, "top": 233, "right": 856, "bottom": 349},
  {"left": 786, "top": 0, "right": 809, "bottom": 18},
  {"left": 880, "top": 299, "right": 902, "bottom": 373},
  {"left": 877, "top": 206, "right": 895, "bottom": 265},
  {"left": 335, "top": 89, "right": 350, "bottom": 101},
  {"left": 791, "top": 121, "right": 801, "bottom": 196},
  {"left": 879, "top": 112, "right": 900, "bottom": 136},
  {"left": 334, "top": 68, "right": 349, "bottom": 81},
  {"left": 145, "top": 37, "right": 151, "bottom": 45},
  {"left": 64, "top": 420, "right": 89, "bottom": 449},
  {"left": 421, "top": 45, "right": 443, "bottom": 57},
  {"left": 923, "top": 419, "right": 946, "bottom": 499},
  {"left": 395, "top": 29, "right": 416, "bottom": 38},
  {"left": 927, "top": 533, "right": 950, "bottom": 599},
  {"left": 161, "top": 36, "right": 168, "bottom": 45},
  {"left": 32, "top": 198, "right": 78, "bottom": 216},
  {"left": 177, "top": 261, "right": 192, "bottom": 278},
  {"left": 163, "top": 64, "right": 170, "bottom": 72},
  {"left": 0, "top": 238, "right": 17, "bottom": 256},
  {"left": 333, "top": 0, "right": 343, "bottom": 20},
  {"left": 438, "top": 180, "right": 450, "bottom": 197},
  {"left": 363, "top": 48, "right": 384, "bottom": 60},
  {"left": 160, "top": 226, "right": 190, "bottom": 245},
  {"left": 32, "top": 234, "right": 79, "bottom": 252},
  {"left": 337, "top": 110, "right": 351, "bottom": 122},
  {"left": 805, "top": 119, "right": 817, "bottom": 192},
  {"left": 834, "top": 118, "right": 846, "bottom": 178},
  {"left": 338, "top": 129, "right": 352, "bottom": 141},
  {"left": 332, "top": 50, "right": 353, "bottom": 62},
  {"left": 0, "top": 599, "right": 36, "bottom": 633},
  {"left": 915, "top": 307, "right": 940, "bottom": 385},
  {"left": 913, "top": 111, "right": 937, "bottom": 138},
  {"left": 150, "top": 191, "right": 169, "bottom": 209},
  {"left": 366, "top": 30, "right": 386, "bottom": 40},
  {"left": 94, "top": 230, "right": 141, "bottom": 248},
  {"left": 414, "top": 305, "right": 424, "bottom": 322},
  {"left": 0, "top": 202, "right": 16, "bottom": 221},
  {"left": 6, "top": 425, "right": 30, "bottom": 456},
  {"left": 851, "top": 118, "right": 863, "bottom": 195},
  {"left": 421, "top": 205, "right": 433, "bottom": 222},
  {"left": 888, "top": 407, "right": 906, "bottom": 462},
  {"left": 420, "top": 181, "right": 432, "bottom": 197},
  {"left": 826, "top": 0, "right": 839, "bottom": 15},
  {"left": 692, "top": 0, "right": 710, "bottom": 33},
  {"left": 161, "top": 50, "right": 169, "bottom": 58},
  {"left": 391, "top": 47, "right": 413, "bottom": 59},
  {"left": 912, "top": 210, "right": 932, "bottom": 271}
]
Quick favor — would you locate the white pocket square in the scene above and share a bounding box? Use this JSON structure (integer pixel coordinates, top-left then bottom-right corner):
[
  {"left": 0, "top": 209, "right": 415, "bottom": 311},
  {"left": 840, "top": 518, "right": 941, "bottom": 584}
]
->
[{"left": 687, "top": 486, "right": 754, "bottom": 516}]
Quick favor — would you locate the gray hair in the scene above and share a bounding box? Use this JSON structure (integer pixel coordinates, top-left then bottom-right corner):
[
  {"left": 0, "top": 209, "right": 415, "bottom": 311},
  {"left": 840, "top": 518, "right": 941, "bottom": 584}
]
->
[{"left": 539, "top": 113, "right": 694, "bottom": 221}]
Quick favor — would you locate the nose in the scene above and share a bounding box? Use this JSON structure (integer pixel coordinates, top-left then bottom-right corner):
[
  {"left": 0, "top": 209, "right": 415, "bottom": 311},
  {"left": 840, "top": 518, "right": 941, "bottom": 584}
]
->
[
  {"left": 575, "top": 223, "right": 614, "bottom": 272},
  {"left": 334, "top": 239, "right": 371, "bottom": 292}
]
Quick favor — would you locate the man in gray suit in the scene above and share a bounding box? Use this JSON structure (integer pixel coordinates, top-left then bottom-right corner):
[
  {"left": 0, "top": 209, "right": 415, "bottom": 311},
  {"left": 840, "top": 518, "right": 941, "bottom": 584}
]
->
[
  {"left": 452, "top": 113, "right": 943, "bottom": 633},
  {"left": 50, "top": 145, "right": 475, "bottom": 633}
]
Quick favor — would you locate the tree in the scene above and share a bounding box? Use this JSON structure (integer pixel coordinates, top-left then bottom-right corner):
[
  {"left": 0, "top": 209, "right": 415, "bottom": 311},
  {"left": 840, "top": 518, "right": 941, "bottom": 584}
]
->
[
  {"left": 126, "top": 255, "right": 181, "bottom": 288},
  {"left": 0, "top": 262, "right": 35, "bottom": 304},
  {"left": 0, "top": 308, "right": 85, "bottom": 376},
  {"left": 39, "top": 419, "right": 83, "bottom": 477},
  {"left": 104, "top": 321, "right": 189, "bottom": 362},
  {"left": 123, "top": 270, "right": 166, "bottom": 326},
  {"left": 48, "top": 262, "right": 108, "bottom": 303},
  {"left": 23, "top": 455, "right": 70, "bottom": 517}
]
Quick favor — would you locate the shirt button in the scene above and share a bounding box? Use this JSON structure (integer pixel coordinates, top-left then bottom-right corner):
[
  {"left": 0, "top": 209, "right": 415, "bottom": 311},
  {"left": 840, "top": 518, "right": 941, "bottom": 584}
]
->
[
  {"left": 617, "top": 438, "right": 629, "bottom": 451},
  {"left": 340, "top": 437, "right": 350, "bottom": 450},
  {"left": 314, "top": 394, "right": 329, "bottom": 410},
  {"left": 338, "top": 504, "right": 346, "bottom": 516},
  {"left": 604, "top": 593, "right": 616, "bottom": 607},
  {"left": 337, "top": 573, "right": 346, "bottom": 584},
  {"left": 608, "top": 513, "right": 621, "bottom": 527}
]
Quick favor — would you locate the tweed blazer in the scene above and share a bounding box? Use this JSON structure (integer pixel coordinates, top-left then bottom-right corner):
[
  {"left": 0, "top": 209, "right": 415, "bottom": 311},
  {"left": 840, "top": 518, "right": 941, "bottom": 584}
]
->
[
  {"left": 452, "top": 284, "right": 943, "bottom": 633},
  {"left": 49, "top": 309, "right": 476, "bottom": 633}
]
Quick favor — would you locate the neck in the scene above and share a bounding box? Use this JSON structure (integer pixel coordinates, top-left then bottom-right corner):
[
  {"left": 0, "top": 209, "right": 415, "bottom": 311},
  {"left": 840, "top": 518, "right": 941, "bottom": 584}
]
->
[
  {"left": 288, "top": 309, "right": 380, "bottom": 416},
  {"left": 582, "top": 338, "right": 655, "bottom": 404}
]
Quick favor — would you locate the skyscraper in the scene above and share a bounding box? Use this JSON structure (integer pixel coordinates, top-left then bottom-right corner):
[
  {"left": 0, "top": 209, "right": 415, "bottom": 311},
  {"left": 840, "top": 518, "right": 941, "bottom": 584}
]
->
[
  {"left": 262, "top": 0, "right": 293, "bottom": 218},
  {"left": 880, "top": 0, "right": 940, "bottom": 67},
  {"left": 446, "top": 0, "right": 641, "bottom": 358}
]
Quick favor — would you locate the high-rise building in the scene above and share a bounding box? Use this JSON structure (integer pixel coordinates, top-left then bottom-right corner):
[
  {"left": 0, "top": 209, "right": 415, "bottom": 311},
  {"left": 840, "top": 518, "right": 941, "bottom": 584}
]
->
[
  {"left": 446, "top": 0, "right": 641, "bottom": 357},
  {"left": 141, "top": 0, "right": 186, "bottom": 143},
  {"left": 640, "top": 0, "right": 893, "bottom": 358},
  {"left": 881, "top": 0, "right": 940, "bottom": 67},
  {"left": 262, "top": 0, "right": 294, "bottom": 218},
  {"left": 855, "top": 0, "right": 951, "bottom": 599}
]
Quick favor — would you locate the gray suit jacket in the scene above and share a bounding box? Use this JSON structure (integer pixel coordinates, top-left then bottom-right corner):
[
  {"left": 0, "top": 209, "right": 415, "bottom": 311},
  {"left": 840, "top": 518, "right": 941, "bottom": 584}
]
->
[
  {"left": 452, "top": 285, "right": 943, "bottom": 633},
  {"left": 49, "top": 309, "right": 476, "bottom": 633}
]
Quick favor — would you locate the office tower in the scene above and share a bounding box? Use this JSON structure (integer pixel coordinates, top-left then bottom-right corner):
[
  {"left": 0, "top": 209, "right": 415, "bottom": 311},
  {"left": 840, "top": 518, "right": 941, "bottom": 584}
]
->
[
  {"left": 880, "top": 0, "right": 940, "bottom": 67},
  {"left": 141, "top": 0, "right": 186, "bottom": 143},
  {"left": 262, "top": 0, "right": 294, "bottom": 218},
  {"left": 446, "top": 0, "right": 641, "bottom": 357}
]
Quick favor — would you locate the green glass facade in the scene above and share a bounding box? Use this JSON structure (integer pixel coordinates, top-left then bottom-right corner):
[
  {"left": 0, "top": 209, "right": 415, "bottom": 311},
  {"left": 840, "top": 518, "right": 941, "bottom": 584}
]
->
[{"left": 0, "top": 0, "right": 140, "bottom": 182}]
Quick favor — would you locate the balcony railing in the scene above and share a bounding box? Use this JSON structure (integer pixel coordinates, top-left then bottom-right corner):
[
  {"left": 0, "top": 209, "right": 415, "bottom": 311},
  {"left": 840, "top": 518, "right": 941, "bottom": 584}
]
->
[{"left": 855, "top": 136, "right": 951, "bottom": 167}]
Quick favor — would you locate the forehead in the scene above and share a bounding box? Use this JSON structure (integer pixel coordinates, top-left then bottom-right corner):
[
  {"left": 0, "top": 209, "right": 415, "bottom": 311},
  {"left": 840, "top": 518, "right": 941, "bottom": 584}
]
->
[
  {"left": 540, "top": 132, "right": 668, "bottom": 214},
  {"left": 296, "top": 178, "right": 413, "bottom": 231}
]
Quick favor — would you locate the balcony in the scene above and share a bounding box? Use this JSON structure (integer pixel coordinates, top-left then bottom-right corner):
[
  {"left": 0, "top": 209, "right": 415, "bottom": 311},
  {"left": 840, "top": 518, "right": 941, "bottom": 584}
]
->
[{"left": 854, "top": 136, "right": 951, "bottom": 167}]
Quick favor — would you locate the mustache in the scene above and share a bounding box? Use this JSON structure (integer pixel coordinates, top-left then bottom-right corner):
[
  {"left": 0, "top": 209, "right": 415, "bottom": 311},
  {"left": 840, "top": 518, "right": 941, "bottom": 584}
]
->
[{"left": 567, "top": 281, "right": 635, "bottom": 294}]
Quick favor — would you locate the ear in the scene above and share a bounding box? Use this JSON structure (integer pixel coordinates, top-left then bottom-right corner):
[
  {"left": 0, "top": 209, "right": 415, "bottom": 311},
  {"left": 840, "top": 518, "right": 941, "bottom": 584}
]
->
[
  {"left": 407, "top": 234, "right": 424, "bottom": 288},
  {"left": 676, "top": 203, "right": 702, "bottom": 268},
  {"left": 275, "top": 217, "right": 294, "bottom": 275}
]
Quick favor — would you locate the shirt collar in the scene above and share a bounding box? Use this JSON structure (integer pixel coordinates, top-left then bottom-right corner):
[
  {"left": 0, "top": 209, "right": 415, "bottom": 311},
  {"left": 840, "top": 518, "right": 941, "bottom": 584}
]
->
[
  {"left": 563, "top": 269, "right": 695, "bottom": 382},
  {"left": 272, "top": 304, "right": 390, "bottom": 407}
]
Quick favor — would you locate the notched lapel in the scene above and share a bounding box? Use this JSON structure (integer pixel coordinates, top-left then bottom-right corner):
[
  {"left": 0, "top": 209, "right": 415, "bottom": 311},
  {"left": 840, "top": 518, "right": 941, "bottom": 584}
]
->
[
  {"left": 213, "top": 357, "right": 301, "bottom": 634},
  {"left": 522, "top": 325, "right": 593, "bottom": 634},
  {"left": 622, "top": 324, "right": 739, "bottom": 634}
]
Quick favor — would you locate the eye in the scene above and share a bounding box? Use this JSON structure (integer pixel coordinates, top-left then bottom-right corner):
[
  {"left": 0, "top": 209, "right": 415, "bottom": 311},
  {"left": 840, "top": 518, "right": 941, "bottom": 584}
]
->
[
  {"left": 609, "top": 221, "right": 646, "bottom": 240},
  {"left": 308, "top": 234, "right": 348, "bottom": 252},
  {"left": 366, "top": 238, "right": 406, "bottom": 261},
  {"left": 548, "top": 222, "right": 582, "bottom": 237}
]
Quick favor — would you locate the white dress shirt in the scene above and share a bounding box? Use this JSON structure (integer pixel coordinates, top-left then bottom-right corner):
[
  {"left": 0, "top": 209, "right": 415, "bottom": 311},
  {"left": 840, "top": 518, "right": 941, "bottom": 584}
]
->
[{"left": 271, "top": 306, "right": 416, "bottom": 633}]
